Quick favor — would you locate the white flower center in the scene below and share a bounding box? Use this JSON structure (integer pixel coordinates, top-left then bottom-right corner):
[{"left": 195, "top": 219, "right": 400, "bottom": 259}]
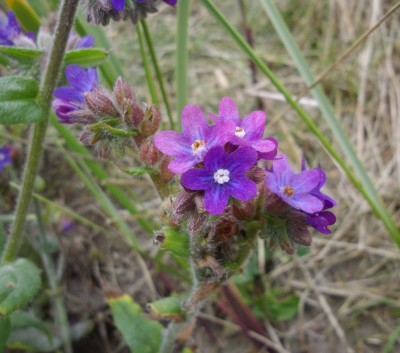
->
[
  {"left": 214, "top": 169, "right": 230, "bottom": 184},
  {"left": 235, "top": 126, "right": 245, "bottom": 138},
  {"left": 191, "top": 139, "right": 207, "bottom": 155}
]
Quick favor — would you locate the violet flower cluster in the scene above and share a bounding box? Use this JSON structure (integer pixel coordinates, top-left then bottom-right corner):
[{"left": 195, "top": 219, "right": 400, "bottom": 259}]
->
[
  {"left": 85, "top": 0, "right": 177, "bottom": 25},
  {"left": 0, "top": 11, "right": 35, "bottom": 47},
  {"left": 0, "top": 145, "right": 12, "bottom": 170},
  {"left": 154, "top": 97, "right": 336, "bottom": 253}
]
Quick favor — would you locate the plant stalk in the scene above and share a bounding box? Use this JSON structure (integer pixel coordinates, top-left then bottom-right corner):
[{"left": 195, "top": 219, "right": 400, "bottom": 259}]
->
[{"left": 1, "top": 0, "right": 80, "bottom": 264}]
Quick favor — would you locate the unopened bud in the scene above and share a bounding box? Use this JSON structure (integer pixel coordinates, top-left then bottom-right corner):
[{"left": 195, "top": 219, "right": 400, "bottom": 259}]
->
[
  {"left": 232, "top": 201, "right": 256, "bottom": 220},
  {"left": 114, "top": 77, "right": 135, "bottom": 109},
  {"left": 246, "top": 166, "right": 267, "bottom": 184},
  {"left": 140, "top": 104, "right": 161, "bottom": 136},
  {"left": 160, "top": 156, "right": 175, "bottom": 183},
  {"left": 68, "top": 109, "right": 98, "bottom": 125},
  {"left": 126, "top": 101, "right": 144, "bottom": 127},
  {"left": 173, "top": 191, "right": 195, "bottom": 215},
  {"left": 139, "top": 139, "right": 160, "bottom": 165},
  {"left": 85, "top": 88, "right": 119, "bottom": 117},
  {"left": 188, "top": 213, "right": 207, "bottom": 233},
  {"left": 154, "top": 227, "right": 190, "bottom": 258}
]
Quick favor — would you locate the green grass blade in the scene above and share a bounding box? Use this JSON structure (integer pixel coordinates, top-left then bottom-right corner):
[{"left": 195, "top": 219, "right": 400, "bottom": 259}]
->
[
  {"left": 136, "top": 23, "right": 159, "bottom": 105},
  {"left": 259, "top": 0, "right": 398, "bottom": 240},
  {"left": 141, "top": 20, "right": 174, "bottom": 129},
  {"left": 200, "top": 0, "right": 399, "bottom": 241},
  {"left": 175, "top": 0, "right": 191, "bottom": 126}
]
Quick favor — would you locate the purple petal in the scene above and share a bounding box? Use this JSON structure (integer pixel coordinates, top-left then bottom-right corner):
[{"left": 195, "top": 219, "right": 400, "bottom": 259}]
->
[
  {"left": 54, "top": 86, "right": 84, "bottom": 103},
  {"left": 251, "top": 138, "right": 277, "bottom": 154},
  {"left": 258, "top": 137, "right": 278, "bottom": 160},
  {"left": 226, "top": 176, "right": 257, "bottom": 202},
  {"left": 306, "top": 211, "right": 336, "bottom": 234},
  {"left": 112, "top": 0, "right": 125, "bottom": 10},
  {"left": 204, "top": 120, "right": 235, "bottom": 148},
  {"left": 65, "top": 65, "right": 98, "bottom": 92},
  {"left": 203, "top": 186, "right": 230, "bottom": 215},
  {"left": 168, "top": 157, "right": 197, "bottom": 174},
  {"left": 181, "top": 168, "right": 213, "bottom": 190},
  {"left": 162, "top": 0, "right": 177, "bottom": 6},
  {"left": 76, "top": 35, "right": 95, "bottom": 48},
  {"left": 154, "top": 131, "right": 189, "bottom": 156},
  {"left": 240, "top": 111, "right": 266, "bottom": 141},
  {"left": 227, "top": 146, "right": 257, "bottom": 175},
  {"left": 203, "top": 146, "right": 228, "bottom": 171},
  {"left": 289, "top": 194, "right": 324, "bottom": 213},
  {"left": 218, "top": 97, "right": 241, "bottom": 124},
  {"left": 181, "top": 104, "right": 209, "bottom": 141},
  {"left": 289, "top": 170, "right": 321, "bottom": 194}
]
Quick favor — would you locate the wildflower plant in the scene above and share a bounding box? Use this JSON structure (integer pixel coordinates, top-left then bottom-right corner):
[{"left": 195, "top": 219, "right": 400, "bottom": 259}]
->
[{"left": 0, "top": 1, "right": 398, "bottom": 353}]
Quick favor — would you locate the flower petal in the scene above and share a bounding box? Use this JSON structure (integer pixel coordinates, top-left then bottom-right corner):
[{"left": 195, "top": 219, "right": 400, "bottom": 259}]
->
[
  {"left": 227, "top": 146, "right": 258, "bottom": 175},
  {"left": 181, "top": 104, "right": 210, "bottom": 141},
  {"left": 181, "top": 168, "right": 213, "bottom": 190},
  {"left": 76, "top": 35, "right": 95, "bottom": 48},
  {"left": 154, "top": 131, "right": 189, "bottom": 156},
  {"left": 203, "top": 186, "right": 230, "bottom": 215},
  {"left": 226, "top": 176, "right": 257, "bottom": 202},
  {"left": 112, "top": 0, "right": 125, "bottom": 10},
  {"left": 251, "top": 138, "right": 277, "bottom": 154},
  {"left": 205, "top": 120, "right": 235, "bottom": 148},
  {"left": 163, "top": 0, "right": 177, "bottom": 6},
  {"left": 218, "top": 97, "right": 241, "bottom": 124},
  {"left": 289, "top": 170, "right": 321, "bottom": 194},
  {"left": 289, "top": 194, "right": 324, "bottom": 213},
  {"left": 258, "top": 137, "right": 278, "bottom": 160},
  {"left": 241, "top": 111, "right": 266, "bottom": 140},
  {"left": 53, "top": 86, "right": 84, "bottom": 103},
  {"left": 203, "top": 146, "right": 228, "bottom": 171},
  {"left": 168, "top": 156, "right": 198, "bottom": 174}
]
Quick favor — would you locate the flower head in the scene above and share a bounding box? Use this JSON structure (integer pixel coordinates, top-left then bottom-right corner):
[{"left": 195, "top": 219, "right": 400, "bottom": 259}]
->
[
  {"left": 52, "top": 65, "right": 98, "bottom": 124},
  {"left": 210, "top": 97, "right": 278, "bottom": 160},
  {"left": 0, "top": 11, "right": 35, "bottom": 47},
  {"left": 154, "top": 104, "right": 235, "bottom": 174},
  {"left": 265, "top": 154, "right": 324, "bottom": 214},
  {"left": 0, "top": 145, "right": 12, "bottom": 170},
  {"left": 181, "top": 146, "right": 258, "bottom": 215}
]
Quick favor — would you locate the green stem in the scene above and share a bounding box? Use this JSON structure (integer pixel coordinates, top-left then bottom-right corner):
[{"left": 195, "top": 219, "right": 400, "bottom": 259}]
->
[
  {"left": 175, "top": 0, "right": 191, "bottom": 126},
  {"left": 200, "top": 0, "right": 399, "bottom": 241},
  {"left": 34, "top": 200, "right": 72, "bottom": 353},
  {"left": 158, "top": 321, "right": 186, "bottom": 353},
  {"left": 141, "top": 20, "right": 174, "bottom": 130},
  {"left": 136, "top": 23, "right": 159, "bottom": 106},
  {"left": 1, "top": 0, "right": 80, "bottom": 264}
]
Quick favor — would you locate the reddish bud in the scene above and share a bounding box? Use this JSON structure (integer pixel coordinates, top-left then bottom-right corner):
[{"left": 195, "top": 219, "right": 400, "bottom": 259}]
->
[
  {"left": 113, "top": 77, "right": 135, "bottom": 109},
  {"left": 160, "top": 156, "right": 175, "bottom": 183},
  {"left": 246, "top": 166, "right": 267, "bottom": 184},
  {"left": 139, "top": 139, "right": 160, "bottom": 165},
  {"left": 85, "top": 88, "right": 119, "bottom": 117},
  {"left": 128, "top": 101, "right": 144, "bottom": 127},
  {"left": 173, "top": 191, "right": 196, "bottom": 215},
  {"left": 140, "top": 104, "right": 161, "bottom": 136}
]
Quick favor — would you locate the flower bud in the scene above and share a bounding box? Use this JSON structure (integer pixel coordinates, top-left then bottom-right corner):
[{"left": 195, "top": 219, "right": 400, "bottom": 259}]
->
[
  {"left": 188, "top": 213, "right": 207, "bottom": 233},
  {"left": 68, "top": 108, "right": 98, "bottom": 125},
  {"left": 246, "top": 166, "right": 267, "bottom": 184},
  {"left": 173, "top": 191, "right": 195, "bottom": 215},
  {"left": 139, "top": 139, "right": 160, "bottom": 165},
  {"left": 113, "top": 77, "right": 135, "bottom": 109},
  {"left": 140, "top": 104, "right": 161, "bottom": 136},
  {"left": 126, "top": 101, "right": 144, "bottom": 128},
  {"left": 160, "top": 156, "right": 175, "bottom": 183},
  {"left": 85, "top": 88, "right": 119, "bottom": 117},
  {"left": 154, "top": 227, "right": 190, "bottom": 258}
]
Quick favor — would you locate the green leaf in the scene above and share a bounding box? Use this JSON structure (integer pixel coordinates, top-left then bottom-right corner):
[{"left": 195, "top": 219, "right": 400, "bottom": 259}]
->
[
  {"left": 0, "top": 316, "right": 10, "bottom": 353},
  {"left": 264, "top": 291, "right": 299, "bottom": 322},
  {"left": 383, "top": 325, "right": 400, "bottom": 353},
  {"left": 0, "top": 76, "right": 43, "bottom": 125},
  {"left": 158, "top": 227, "right": 190, "bottom": 258},
  {"left": 0, "top": 46, "right": 43, "bottom": 64},
  {"left": 5, "top": 0, "right": 41, "bottom": 33},
  {"left": 9, "top": 311, "right": 51, "bottom": 339},
  {"left": 123, "top": 166, "right": 156, "bottom": 176},
  {"left": 7, "top": 327, "right": 60, "bottom": 352},
  {"left": 108, "top": 293, "right": 163, "bottom": 353},
  {"left": 147, "top": 295, "right": 186, "bottom": 322},
  {"left": 64, "top": 48, "right": 108, "bottom": 67},
  {"left": 0, "top": 259, "right": 41, "bottom": 316}
]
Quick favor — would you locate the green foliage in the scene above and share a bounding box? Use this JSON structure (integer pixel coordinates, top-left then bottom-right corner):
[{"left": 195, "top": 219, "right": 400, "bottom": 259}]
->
[
  {"left": 0, "top": 76, "right": 43, "bottom": 125},
  {"left": 108, "top": 294, "right": 163, "bottom": 353},
  {"left": 5, "top": 0, "right": 41, "bottom": 33},
  {"left": 0, "top": 46, "right": 43, "bottom": 64},
  {"left": 147, "top": 295, "right": 186, "bottom": 322},
  {"left": 0, "top": 316, "right": 10, "bottom": 353},
  {"left": 159, "top": 227, "right": 190, "bottom": 258},
  {"left": 64, "top": 48, "right": 109, "bottom": 67},
  {"left": 383, "top": 325, "right": 400, "bottom": 353},
  {"left": 123, "top": 166, "right": 156, "bottom": 176},
  {"left": 0, "top": 259, "right": 41, "bottom": 316}
]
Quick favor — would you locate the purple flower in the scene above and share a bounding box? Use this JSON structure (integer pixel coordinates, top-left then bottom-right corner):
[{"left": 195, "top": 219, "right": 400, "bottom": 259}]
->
[
  {"left": 112, "top": 0, "right": 126, "bottom": 10},
  {"left": 305, "top": 211, "right": 336, "bottom": 234},
  {"left": 75, "top": 35, "right": 95, "bottom": 49},
  {"left": 135, "top": 0, "right": 177, "bottom": 6},
  {"left": 0, "top": 146, "right": 12, "bottom": 170},
  {"left": 154, "top": 104, "right": 235, "bottom": 174},
  {"left": 265, "top": 154, "right": 324, "bottom": 214},
  {"left": 210, "top": 97, "right": 278, "bottom": 160},
  {"left": 52, "top": 65, "right": 98, "bottom": 124},
  {"left": 0, "top": 11, "right": 35, "bottom": 47},
  {"left": 181, "top": 146, "right": 258, "bottom": 215}
]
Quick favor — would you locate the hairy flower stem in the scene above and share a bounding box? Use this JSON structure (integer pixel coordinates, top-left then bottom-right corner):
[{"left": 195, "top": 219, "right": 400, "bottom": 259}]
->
[{"left": 1, "top": 0, "right": 80, "bottom": 264}]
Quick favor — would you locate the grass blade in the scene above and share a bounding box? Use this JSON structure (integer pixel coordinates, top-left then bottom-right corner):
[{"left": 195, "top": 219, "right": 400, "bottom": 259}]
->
[{"left": 175, "top": 0, "right": 191, "bottom": 125}]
